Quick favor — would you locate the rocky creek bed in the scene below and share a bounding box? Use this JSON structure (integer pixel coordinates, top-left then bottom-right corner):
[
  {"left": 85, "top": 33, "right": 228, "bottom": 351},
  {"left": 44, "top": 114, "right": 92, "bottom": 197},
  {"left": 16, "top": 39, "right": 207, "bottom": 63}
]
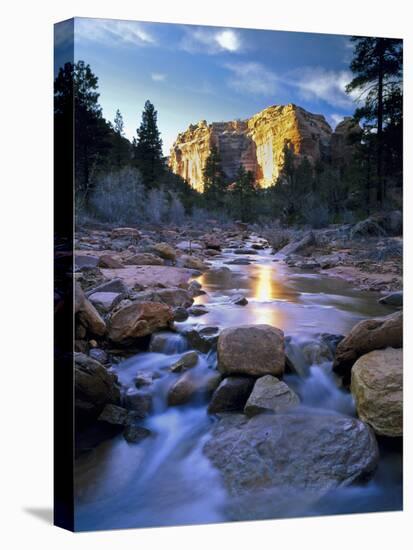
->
[{"left": 69, "top": 221, "right": 403, "bottom": 530}]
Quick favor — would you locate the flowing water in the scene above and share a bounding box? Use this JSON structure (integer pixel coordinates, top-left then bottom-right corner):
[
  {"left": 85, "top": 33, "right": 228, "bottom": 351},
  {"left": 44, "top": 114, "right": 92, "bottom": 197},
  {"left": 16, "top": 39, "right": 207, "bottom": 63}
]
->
[{"left": 75, "top": 237, "right": 402, "bottom": 531}]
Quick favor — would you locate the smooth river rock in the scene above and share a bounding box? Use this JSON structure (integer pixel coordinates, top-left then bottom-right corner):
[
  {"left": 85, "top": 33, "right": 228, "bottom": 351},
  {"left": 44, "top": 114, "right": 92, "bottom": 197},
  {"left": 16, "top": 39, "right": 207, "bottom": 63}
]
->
[
  {"left": 208, "top": 376, "right": 255, "bottom": 414},
  {"left": 217, "top": 324, "right": 285, "bottom": 377},
  {"left": 244, "top": 375, "right": 300, "bottom": 416},
  {"left": 203, "top": 413, "right": 379, "bottom": 497},
  {"left": 351, "top": 348, "right": 403, "bottom": 437},
  {"left": 108, "top": 301, "right": 173, "bottom": 343},
  {"left": 333, "top": 311, "right": 402, "bottom": 381}
]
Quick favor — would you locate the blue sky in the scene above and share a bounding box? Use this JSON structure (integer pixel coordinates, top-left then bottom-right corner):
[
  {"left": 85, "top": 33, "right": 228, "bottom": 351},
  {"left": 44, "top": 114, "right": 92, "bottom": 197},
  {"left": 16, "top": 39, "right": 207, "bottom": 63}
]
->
[{"left": 55, "top": 17, "right": 358, "bottom": 155}]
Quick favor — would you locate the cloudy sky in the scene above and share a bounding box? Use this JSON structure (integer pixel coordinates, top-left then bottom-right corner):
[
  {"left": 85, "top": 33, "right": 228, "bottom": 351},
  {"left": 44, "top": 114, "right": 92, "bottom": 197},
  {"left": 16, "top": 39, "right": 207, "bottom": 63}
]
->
[{"left": 55, "top": 17, "right": 358, "bottom": 155}]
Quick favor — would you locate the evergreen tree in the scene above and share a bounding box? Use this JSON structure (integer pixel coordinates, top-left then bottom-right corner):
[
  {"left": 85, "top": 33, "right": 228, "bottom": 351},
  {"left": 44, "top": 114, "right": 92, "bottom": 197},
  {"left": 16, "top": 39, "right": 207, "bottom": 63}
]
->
[
  {"left": 114, "top": 109, "right": 125, "bottom": 135},
  {"left": 233, "top": 164, "right": 256, "bottom": 222},
  {"left": 111, "top": 109, "right": 131, "bottom": 168},
  {"left": 134, "top": 100, "right": 164, "bottom": 187},
  {"left": 346, "top": 37, "right": 403, "bottom": 204},
  {"left": 202, "top": 145, "right": 227, "bottom": 209}
]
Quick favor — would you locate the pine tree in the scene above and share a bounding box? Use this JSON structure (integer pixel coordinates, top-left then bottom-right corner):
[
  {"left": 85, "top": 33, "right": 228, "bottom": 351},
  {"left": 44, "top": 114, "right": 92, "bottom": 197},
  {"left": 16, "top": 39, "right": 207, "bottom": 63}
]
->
[
  {"left": 202, "top": 145, "right": 227, "bottom": 209},
  {"left": 346, "top": 37, "right": 403, "bottom": 204},
  {"left": 134, "top": 100, "right": 164, "bottom": 187},
  {"left": 233, "top": 164, "right": 256, "bottom": 222},
  {"left": 114, "top": 109, "right": 125, "bottom": 135}
]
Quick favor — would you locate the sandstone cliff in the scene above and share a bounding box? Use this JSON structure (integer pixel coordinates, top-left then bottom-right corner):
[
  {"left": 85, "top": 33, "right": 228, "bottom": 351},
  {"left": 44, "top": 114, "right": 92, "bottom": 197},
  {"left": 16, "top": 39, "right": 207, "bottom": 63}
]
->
[{"left": 169, "top": 104, "right": 355, "bottom": 192}]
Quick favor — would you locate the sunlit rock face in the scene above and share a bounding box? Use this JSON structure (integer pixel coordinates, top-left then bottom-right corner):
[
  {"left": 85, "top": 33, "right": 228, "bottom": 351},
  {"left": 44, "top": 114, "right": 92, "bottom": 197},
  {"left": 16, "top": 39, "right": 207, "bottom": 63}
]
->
[
  {"left": 169, "top": 104, "right": 342, "bottom": 191},
  {"left": 331, "top": 116, "right": 362, "bottom": 166}
]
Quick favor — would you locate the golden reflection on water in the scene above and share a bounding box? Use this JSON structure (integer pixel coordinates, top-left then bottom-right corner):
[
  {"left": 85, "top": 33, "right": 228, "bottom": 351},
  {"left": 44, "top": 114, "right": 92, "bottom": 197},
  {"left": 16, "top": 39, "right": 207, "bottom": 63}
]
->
[{"left": 250, "top": 263, "right": 286, "bottom": 327}]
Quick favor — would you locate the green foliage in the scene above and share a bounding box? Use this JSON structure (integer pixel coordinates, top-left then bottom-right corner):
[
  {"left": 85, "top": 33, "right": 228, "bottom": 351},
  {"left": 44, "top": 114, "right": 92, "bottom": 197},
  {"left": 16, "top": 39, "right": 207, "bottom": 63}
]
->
[{"left": 231, "top": 164, "right": 256, "bottom": 222}]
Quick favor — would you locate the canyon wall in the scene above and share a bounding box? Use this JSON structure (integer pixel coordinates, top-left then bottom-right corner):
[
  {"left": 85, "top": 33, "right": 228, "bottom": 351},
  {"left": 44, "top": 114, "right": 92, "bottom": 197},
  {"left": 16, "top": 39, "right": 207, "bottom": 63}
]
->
[{"left": 169, "top": 104, "right": 355, "bottom": 192}]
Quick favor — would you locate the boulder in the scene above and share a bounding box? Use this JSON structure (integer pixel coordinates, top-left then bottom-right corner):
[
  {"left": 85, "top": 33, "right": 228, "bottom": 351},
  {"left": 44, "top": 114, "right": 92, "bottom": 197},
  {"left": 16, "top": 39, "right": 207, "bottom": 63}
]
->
[
  {"left": 188, "top": 305, "right": 208, "bottom": 316},
  {"left": 168, "top": 370, "right": 221, "bottom": 406},
  {"left": 108, "top": 301, "right": 173, "bottom": 343},
  {"left": 153, "top": 242, "right": 177, "bottom": 261},
  {"left": 183, "top": 326, "right": 219, "bottom": 353},
  {"left": 188, "top": 280, "right": 204, "bottom": 297},
  {"left": 208, "top": 376, "right": 255, "bottom": 414},
  {"left": 333, "top": 312, "right": 402, "bottom": 380},
  {"left": 173, "top": 307, "right": 189, "bottom": 322},
  {"left": 179, "top": 255, "right": 209, "bottom": 271},
  {"left": 123, "top": 425, "right": 151, "bottom": 444},
  {"left": 98, "top": 404, "right": 129, "bottom": 426},
  {"left": 153, "top": 288, "right": 193, "bottom": 309},
  {"left": 75, "top": 254, "right": 99, "bottom": 269},
  {"left": 203, "top": 413, "right": 379, "bottom": 497},
  {"left": 88, "top": 348, "right": 109, "bottom": 365},
  {"left": 379, "top": 291, "right": 403, "bottom": 307},
  {"left": 231, "top": 294, "right": 248, "bottom": 306},
  {"left": 125, "top": 253, "right": 164, "bottom": 266},
  {"left": 233, "top": 248, "right": 258, "bottom": 255},
  {"left": 111, "top": 227, "right": 140, "bottom": 240},
  {"left": 98, "top": 255, "right": 124, "bottom": 269},
  {"left": 217, "top": 324, "right": 285, "bottom": 377},
  {"left": 86, "top": 277, "right": 129, "bottom": 297},
  {"left": 203, "top": 234, "right": 222, "bottom": 250},
  {"left": 350, "top": 218, "right": 387, "bottom": 239},
  {"left": 134, "top": 371, "right": 155, "bottom": 388},
  {"left": 75, "top": 353, "right": 120, "bottom": 420},
  {"left": 244, "top": 375, "right": 299, "bottom": 416},
  {"left": 75, "top": 283, "right": 106, "bottom": 337},
  {"left": 89, "top": 291, "right": 122, "bottom": 313},
  {"left": 276, "top": 231, "right": 314, "bottom": 257},
  {"left": 351, "top": 348, "right": 402, "bottom": 437},
  {"left": 170, "top": 351, "right": 199, "bottom": 372}
]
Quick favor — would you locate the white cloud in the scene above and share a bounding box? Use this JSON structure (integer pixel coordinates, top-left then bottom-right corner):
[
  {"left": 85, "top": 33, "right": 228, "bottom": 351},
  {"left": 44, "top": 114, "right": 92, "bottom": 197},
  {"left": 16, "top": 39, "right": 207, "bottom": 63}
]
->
[
  {"left": 329, "top": 113, "right": 346, "bottom": 129},
  {"left": 287, "top": 67, "right": 354, "bottom": 108},
  {"left": 181, "top": 27, "right": 242, "bottom": 54},
  {"left": 225, "top": 62, "right": 278, "bottom": 95},
  {"left": 151, "top": 73, "right": 166, "bottom": 82},
  {"left": 75, "top": 18, "right": 155, "bottom": 47}
]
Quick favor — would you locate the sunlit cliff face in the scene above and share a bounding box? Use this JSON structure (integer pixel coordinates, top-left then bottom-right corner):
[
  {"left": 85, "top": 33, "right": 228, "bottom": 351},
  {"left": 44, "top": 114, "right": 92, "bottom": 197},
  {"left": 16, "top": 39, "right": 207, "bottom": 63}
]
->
[{"left": 169, "top": 104, "right": 334, "bottom": 191}]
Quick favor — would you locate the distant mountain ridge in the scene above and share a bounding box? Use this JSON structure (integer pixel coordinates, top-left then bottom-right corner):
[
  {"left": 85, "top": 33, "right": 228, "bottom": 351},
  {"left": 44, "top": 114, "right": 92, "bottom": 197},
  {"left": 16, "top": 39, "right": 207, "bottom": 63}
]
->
[{"left": 169, "top": 103, "right": 358, "bottom": 192}]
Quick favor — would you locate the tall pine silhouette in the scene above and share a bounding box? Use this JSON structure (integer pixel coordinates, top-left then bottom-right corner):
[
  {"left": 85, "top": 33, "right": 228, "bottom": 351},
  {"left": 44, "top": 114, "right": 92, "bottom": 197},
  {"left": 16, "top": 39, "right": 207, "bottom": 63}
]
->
[{"left": 134, "top": 100, "right": 164, "bottom": 187}]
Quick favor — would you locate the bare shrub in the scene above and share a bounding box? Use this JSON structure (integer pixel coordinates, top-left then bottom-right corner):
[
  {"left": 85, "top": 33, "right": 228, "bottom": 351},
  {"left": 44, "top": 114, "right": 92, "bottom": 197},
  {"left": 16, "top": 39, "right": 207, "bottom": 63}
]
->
[
  {"left": 168, "top": 193, "right": 186, "bottom": 225},
  {"left": 263, "top": 223, "right": 294, "bottom": 252},
  {"left": 89, "top": 167, "right": 146, "bottom": 224},
  {"left": 147, "top": 188, "right": 167, "bottom": 224}
]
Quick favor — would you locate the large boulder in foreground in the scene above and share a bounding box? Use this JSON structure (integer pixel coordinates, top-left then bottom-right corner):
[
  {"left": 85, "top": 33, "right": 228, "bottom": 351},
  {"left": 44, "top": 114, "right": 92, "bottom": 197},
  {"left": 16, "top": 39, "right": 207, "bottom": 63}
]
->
[
  {"left": 168, "top": 369, "right": 222, "bottom": 406},
  {"left": 75, "top": 353, "right": 120, "bottom": 421},
  {"left": 108, "top": 301, "right": 173, "bottom": 343},
  {"left": 244, "top": 375, "right": 299, "bottom": 416},
  {"left": 217, "top": 324, "right": 285, "bottom": 377},
  {"left": 333, "top": 312, "right": 402, "bottom": 381},
  {"left": 75, "top": 283, "right": 106, "bottom": 336},
  {"left": 351, "top": 348, "right": 403, "bottom": 437},
  {"left": 203, "top": 413, "right": 378, "bottom": 497}
]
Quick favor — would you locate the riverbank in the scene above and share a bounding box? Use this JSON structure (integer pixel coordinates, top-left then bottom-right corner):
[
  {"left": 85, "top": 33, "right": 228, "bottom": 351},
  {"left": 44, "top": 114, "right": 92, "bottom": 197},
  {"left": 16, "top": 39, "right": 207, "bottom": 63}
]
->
[{"left": 72, "top": 219, "right": 403, "bottom": 530}]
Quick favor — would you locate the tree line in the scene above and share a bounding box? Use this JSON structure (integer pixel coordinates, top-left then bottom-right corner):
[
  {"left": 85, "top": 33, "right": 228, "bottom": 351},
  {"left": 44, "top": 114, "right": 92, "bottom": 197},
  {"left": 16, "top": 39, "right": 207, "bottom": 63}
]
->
[{"left": 54, "top": 35, "right": 402, "bottom": 227}]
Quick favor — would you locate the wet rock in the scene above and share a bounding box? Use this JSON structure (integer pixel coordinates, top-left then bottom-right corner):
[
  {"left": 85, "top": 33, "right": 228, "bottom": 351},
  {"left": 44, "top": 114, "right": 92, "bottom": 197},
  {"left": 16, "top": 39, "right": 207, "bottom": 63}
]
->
[
  {"left": 108, "top": 302, "right": 173, "bottom": 343},
  {"left": 173, "top": 306, "right": 189, "bottom": 322},
  {"left": 170, "top": 351, "right": 199, "bottom": 372},
  {"left": 320, "top": 333, "right": 345, "bottom": 356},
  {"left": 218, "top": 324, "right": 285, "bottom": 377},
  {"left": 111, "top": 227, "right": 140, "bottom": 240},
  {"left": 379, "top": 291, "right": 403, "bottom": 307},
  {"left": 333, "top": 312, "right": 403, "bottom": 381},
  {"left": 98, "top": 404, "right": 129, "bottom": 426},
  {"left": 225, "top": 258, "right": 251, "bottom": 265},
  {"left": 152, "top": 242, "right": 177, "bottom": 261},
  {"left": 89, "top": 291, "right": 122, "bottom": 313},
  {"left": 208, "top": 376, "right": 255, "bottom": 414},
  {"left": 125, "top": 253, "right": 164, "bottom": 266},
  {"left": 176, "top": 240, "right": 203, "bottom": 252},
  {"left": 184, "top": 326, "right": 219, "bottom": 352},
  {"left": 244, "top": 375, "right": 300, "bottom": 416},
  {"left": 75, "top": 283, "right": 106, "bottom": 337},
  {"left": 188, "top": 305, "right": 208, "bottom": 316},
  {"left": 233, "top": 248, "right": 259, "bottom": 255},
  {"left": 123, "top": 425, "right": 151, "bottom": 444},
  {"left": 188, "top": 280, "right": 205, "bottom": 297},
  {"left": 302, "top": 340, "right": 332, "bottom": 365},
  {"left": 168, "top": 369, "right": 222, "bottom": 406},
  {"left": 75, "top": 353, "right": 120, "bottom": 421},
  {"left": 154, "top": 288, "right": 193, "bottom": 308},
  {"left": 203, "top": 413, "right": 379, "bottom": 497},
  {"left": 98, "top": 255, "right": 124, "bottom": 269},
  {"left": 124, "top": 390, "right": 152, "bottom": 418},
  {"left": 231, "top": 294, "right": 248, "bottom": 306},
  {"left": 203, "top": 234, "right": 222, "bottom": 250},
  {"left": 89, "top": 348, "right": 109, "bottom": 365},
  {"left": 134, "top": 371, "right": 154, "bottom": 388},
  {"left": 209, "top": 266, "right": 232, "bottom": 277},
  {"left": 351, "top": 348, "right": 402, "bottom": 437}
]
